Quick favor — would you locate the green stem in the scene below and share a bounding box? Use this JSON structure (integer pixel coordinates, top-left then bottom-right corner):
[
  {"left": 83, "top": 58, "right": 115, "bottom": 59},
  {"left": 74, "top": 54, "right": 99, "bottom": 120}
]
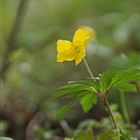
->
[
  {"left": 83, "top": 58, "right": 95, "bottom": 79},
  {"left": 104, "top": 99, "right": 117, "bottom": 129},
  {"left": 83, "top": 58, "right": 118, "bottom": 129},
  {"left": 120, "top": 91, "right": 130, "bottom": 123}
]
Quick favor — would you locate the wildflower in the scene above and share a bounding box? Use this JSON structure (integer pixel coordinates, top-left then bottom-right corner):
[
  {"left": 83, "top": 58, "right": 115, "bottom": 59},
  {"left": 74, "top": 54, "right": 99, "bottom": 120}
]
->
[{"left": 57, "top": 26, "right": 95, "bottom": 65}]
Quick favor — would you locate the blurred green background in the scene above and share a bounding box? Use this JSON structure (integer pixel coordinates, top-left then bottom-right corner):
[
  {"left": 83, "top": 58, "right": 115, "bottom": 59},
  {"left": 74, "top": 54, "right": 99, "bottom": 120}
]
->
[{"left": 0, "top": 0, "right": 140, "bottom": 139}]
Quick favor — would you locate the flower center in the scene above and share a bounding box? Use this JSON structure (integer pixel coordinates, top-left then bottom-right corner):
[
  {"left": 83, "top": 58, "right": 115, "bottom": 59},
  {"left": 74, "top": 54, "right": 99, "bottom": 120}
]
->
[{"left": 73, "top": 41, "right": 81, "bottom": 52}]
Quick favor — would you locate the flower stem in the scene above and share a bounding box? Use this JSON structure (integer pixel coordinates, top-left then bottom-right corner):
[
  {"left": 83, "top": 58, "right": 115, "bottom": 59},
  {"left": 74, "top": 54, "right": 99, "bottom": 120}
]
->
[
  {"left": 83, "top": 58, "right": 95, "bottom": 79},
  {"left": 103, "top": 98, "right": 117, "bottom": 129},
  {"left": 83, "top": 58, "right": 118, "bottom": 129}
]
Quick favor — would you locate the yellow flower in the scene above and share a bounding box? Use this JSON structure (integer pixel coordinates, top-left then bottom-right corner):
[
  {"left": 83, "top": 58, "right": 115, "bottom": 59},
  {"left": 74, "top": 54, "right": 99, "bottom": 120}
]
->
[{"left": 57, "top": 26, "right": 96, "bottom": 65}]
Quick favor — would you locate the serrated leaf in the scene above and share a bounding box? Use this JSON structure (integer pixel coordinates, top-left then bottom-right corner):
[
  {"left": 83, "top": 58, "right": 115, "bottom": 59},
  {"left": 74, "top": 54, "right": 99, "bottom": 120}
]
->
[{"left": 80, "top": 93, "right": 97, "bottom": 112}]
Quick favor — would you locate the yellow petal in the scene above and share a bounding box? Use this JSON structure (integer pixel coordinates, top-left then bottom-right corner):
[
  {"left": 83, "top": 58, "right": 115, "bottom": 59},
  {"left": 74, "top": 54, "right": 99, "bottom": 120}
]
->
[
  {"left": 57, "top": 40, "right": 72, "bottom": 52},
  {"left": 75, "top": 47, "right": 86, "bottom": 65},
  {"left": 73, "top": 26, "right": 96, "bottom": 47},
  {"left": 57, "top": 40, "right": 76, "bottom": 62}
]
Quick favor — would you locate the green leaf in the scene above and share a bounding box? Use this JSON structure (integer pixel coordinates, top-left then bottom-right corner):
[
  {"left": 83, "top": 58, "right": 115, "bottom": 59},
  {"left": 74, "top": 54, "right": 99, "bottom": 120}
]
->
[
  {"left": 56, "top": 80, "right": 99, "bottom": 99},
  {"left": 57, "top": 83, "right": 95, "bottom": 98},
  {"left": 74, "top": 130, "right": 94, "bottom": 140},
  {"left": 80, "top": 93, "right": 97, "bottom": 112},
  {"left": 58, "top": 83, "right": 84, "bottom": 90},
  {"left": 97, "top": 130, "right": 120, "bottom": 140},
  {"left": 120, "top": 132, "right": 134, "bottom": 140},
  {"left": 56, "top": 80, "right": 99, "bottom": 118},
  {"left": 99, "top": 70, "right": 116, "bottom": 93},
  {"left": 109, "top": 68, "right": 140, "bottom": 88},
  {"left": 98, "top": 68, "right": 140, "bottom": 93},
  {"left": 114, "top": 83, "right": 136, "bottom": 92},
  {"left": 56, "top": 100, "right": 77, "bottom": 119},
  {"left": 73, "top": 80, "right": 100, "bottom": 92}
]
